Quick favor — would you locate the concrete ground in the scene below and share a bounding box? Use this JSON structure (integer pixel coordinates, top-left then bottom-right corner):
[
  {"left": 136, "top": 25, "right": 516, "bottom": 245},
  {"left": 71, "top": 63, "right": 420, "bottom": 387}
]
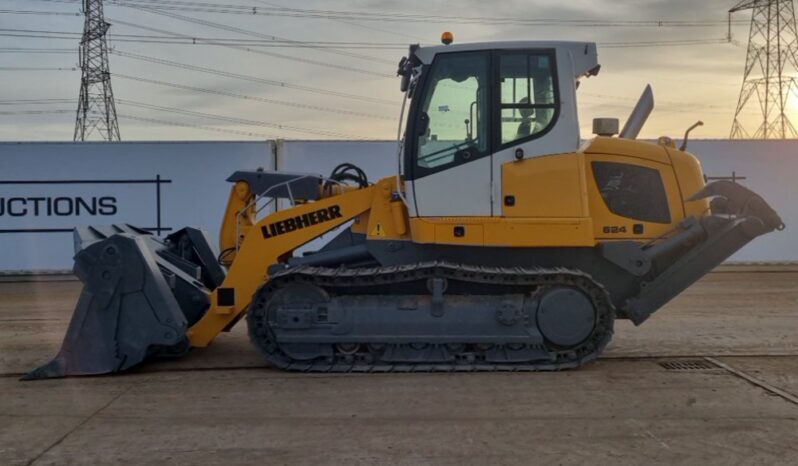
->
[{"left": 1, "top": 268, "right": 797, "bottom": 465}]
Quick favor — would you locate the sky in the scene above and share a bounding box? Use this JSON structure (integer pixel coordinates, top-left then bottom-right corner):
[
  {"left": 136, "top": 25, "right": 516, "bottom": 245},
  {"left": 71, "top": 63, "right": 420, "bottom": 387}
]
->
[{"left": 0, "top": 0, "right": 787, "bottom": 141}]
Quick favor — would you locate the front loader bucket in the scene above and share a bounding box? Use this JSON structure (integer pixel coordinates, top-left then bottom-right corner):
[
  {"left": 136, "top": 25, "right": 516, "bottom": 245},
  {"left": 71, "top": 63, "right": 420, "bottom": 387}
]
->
[{"left": 23, "top": 225, "right": 222, "bottom": 380}]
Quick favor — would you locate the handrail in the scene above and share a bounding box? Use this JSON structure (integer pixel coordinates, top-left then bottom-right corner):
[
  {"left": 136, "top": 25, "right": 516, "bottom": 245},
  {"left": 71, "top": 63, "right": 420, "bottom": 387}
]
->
[{"left": 234, "top": 174, "right": 345, "bottom": 252}]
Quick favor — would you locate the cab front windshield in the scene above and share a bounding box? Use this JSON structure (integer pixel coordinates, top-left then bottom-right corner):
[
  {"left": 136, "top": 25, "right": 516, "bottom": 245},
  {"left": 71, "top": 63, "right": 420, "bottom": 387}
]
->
[{"left": 416, "top": 52, "right": 489, "bottom": 169}]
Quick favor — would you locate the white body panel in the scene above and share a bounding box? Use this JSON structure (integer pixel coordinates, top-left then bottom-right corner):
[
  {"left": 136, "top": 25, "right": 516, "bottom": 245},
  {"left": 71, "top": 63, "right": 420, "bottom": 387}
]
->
[
  {"left": 413, "top": 41, "right": 599, "bottom": 74},
  {"left": 411, "top": 156, "right": 493, "bottom": 216},
  {"left": 407, "top": 41, "right": 598, "bottom": 217}
]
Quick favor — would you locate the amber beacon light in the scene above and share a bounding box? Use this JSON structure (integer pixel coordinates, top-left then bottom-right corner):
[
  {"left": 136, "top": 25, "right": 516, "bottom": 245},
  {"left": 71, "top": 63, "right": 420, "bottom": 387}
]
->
[{"left": 441, "top": 31, "right": 454, "bottom": 45}]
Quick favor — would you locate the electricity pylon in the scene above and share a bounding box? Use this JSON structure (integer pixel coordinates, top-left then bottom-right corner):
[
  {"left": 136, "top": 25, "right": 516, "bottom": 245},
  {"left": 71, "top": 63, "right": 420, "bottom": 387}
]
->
[
  {"left": 729, "top": 0, "right": 798, "bottom": 139},
  {"left": 74, "top": 0, "right": 121, "bottom": 141}
]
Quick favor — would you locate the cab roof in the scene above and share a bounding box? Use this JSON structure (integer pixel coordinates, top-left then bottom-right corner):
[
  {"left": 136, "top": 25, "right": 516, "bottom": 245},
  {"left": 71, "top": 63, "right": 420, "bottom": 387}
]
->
[{"left": 413, "top": 41, "right": 599, "bottom": 78}]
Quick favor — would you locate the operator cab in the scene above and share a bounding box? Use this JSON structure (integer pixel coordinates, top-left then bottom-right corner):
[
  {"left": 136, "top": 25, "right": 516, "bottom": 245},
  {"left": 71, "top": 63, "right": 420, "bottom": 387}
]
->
[{"left": 398, "top": 40, "right": 600, "bottom": 217}]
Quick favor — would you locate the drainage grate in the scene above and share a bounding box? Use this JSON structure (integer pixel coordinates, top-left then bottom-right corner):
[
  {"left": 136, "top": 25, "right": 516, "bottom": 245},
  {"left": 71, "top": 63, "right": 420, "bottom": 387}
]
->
[{"left": 659, "top": 359, "right": 719, "bottom": 371}]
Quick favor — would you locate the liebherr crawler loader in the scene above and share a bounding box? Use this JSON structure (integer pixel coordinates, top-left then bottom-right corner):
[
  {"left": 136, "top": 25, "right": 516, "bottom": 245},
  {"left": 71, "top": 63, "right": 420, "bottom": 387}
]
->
[{"left": 25, "top": 39, "right": 784, "bottom": 379}]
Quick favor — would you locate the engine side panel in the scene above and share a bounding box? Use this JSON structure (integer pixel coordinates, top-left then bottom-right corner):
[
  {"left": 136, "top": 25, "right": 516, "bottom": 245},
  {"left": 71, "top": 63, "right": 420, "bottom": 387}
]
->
[{"left": 586, "top": 153, "right": 684, "bottom": 241}]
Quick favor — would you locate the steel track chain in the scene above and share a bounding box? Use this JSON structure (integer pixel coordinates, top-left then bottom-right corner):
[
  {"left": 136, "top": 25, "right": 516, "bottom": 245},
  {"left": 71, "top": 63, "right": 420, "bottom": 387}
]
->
[{"left": 247, "top": 261, "right": 615, "bottom": 373}]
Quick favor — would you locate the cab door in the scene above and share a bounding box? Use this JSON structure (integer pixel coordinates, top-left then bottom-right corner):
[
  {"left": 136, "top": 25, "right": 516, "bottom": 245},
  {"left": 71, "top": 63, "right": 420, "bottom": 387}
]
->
[{"left": 406, "top": 51, "right": 493, "bottom": 217}]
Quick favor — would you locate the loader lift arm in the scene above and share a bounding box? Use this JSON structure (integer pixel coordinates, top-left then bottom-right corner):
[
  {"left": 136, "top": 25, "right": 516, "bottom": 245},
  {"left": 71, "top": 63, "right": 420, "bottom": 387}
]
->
[{"left": 187, "top": 183, "right": 378, "bottom": 347}]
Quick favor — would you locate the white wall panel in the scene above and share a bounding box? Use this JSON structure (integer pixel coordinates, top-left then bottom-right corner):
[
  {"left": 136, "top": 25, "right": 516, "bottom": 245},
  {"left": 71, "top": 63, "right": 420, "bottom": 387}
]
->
[
  {"left": 276, "top": 140, "right": 399, "bottom": 181},
  {"left": 0, "top": 141, "right": 273, "bottom": 271},
  {"left": 688, "top": 140, "right": 797, "bottom": 261},
  {"left": 0, "top": 138, "right": 794, "bottom": 272}
]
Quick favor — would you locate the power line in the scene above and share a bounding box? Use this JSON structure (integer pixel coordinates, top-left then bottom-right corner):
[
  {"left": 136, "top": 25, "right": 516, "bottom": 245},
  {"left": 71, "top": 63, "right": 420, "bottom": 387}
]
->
[
  {"left": 600, "top": 38, "right": 728, "bottom": 48},
  {"left": 114, "top": 73, "right": 393, "bottom": 120},
  {"left": 0, "top": 28, "right": 405, "bottom": 47},
  {"left": 0, "top": 101, "right": 305, "bottom": 139},
  {"left": 119, "top": 114, "right": 276, "bottom": 138},
  {"left": 24, "top": 0, "right": 749, "bottom": 28},
  {"left": 0, "top": 31, "right": 86, "bottom": 42},
  {"left": 579, "top": 92, "right": 760, "bottom": 115},
  {"left": 0, "top": 28, "right": 81, "bottom": 34},
  {"left": 0, "top": 68, "right": 397, "bottom": 121},
  {"left": 0, "top": 105, "right": 279, "bottom": 139},
  {"left": 613, "top": 73, "right": 741, "bottom": 88},
  {"left": 110, "top": 49, "right": 398, "bottom": 105},
  {"left": 0, "top": 34, "right": 406, "bottom": 48},
  {"left": 116, "top": 5, "right": 397, "bottom": 65},
  {"left": 1, "top": 76, "right": 393, "bottom": 128},
  {"left": 116, "top": 99, "right": 372, "bottom": 139},
  {"left": 0, "top": 102, "right": 365, "bottom": 139},
  {"left": 252, "top": 0, "right": 426, "bottom": 42},
  {"left": 107, "top": 1, "right": 749, "bottom": 28},
  {"left": 0, "top": 94, "right": 745, "bottom": 117},
  {"left": 0, "top": 33, "right": 736, "bottom": 50},
  {"left": 0, "top": 92, "right": 749, "bottom": 117},
  {"left": 0, "top": 66, "right": 78, "bottom": 71},
  {"left": 0, "top": 109, "right": 74, "bottom": 115},
  {"left": 0, "top": 46, "right": 400, "bottom": 111},
  {"left": 0, "top": 99, "right": 75, "bottom": 105},
  {"left": 0, "top": 9, "right": 81, "bottom": 16},
  {"left": 105, "top": 16, "right": 394, "bottom": 76},
  {"left": 580, "top": 99, "right": 751, "bottom": 116},
  {"left": 0, "top": 28, "right": 737, "bottom": 51},
  {"left": 0, "top": 3, "right": 405, "bottom": 57},
  {"left": 0, "top": 47, "right": 75, "bottom": 53}
]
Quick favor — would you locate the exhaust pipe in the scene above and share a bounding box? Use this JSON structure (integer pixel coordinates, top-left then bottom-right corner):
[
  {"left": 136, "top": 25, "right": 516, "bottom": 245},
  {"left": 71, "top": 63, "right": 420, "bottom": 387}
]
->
[{"left": 620, "top": 84, "right": 654, "bottom": 140}]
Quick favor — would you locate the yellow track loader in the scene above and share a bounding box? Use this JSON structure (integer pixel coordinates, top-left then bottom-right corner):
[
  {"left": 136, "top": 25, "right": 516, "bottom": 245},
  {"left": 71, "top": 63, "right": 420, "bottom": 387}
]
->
[{"left": 25, "top": 39, "right": 783, "bottom": 379}]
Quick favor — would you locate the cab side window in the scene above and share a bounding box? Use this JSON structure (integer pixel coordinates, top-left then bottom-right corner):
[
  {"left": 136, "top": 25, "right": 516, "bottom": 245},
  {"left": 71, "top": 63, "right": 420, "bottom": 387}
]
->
[
  {"left": 499, "top": 53, "right": 557, "bottom": 146},
  {"left": 416, "top": 52, "right": 490, "bottom": 169}
]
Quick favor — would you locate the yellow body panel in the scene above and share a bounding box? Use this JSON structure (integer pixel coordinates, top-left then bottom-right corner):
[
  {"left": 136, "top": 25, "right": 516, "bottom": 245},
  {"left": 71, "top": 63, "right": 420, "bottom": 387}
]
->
[
  {"left": 365, "top": 180, "right": 410, "bottom": 240},
  {"left": 501, "top": 153, "right": 589, "bottom": 218},
  {"left": 483, "top": 218, "right": 593, "bottom": 246},
  {"left": 409, "top": 217, "right": 595, "bottom": 247},
  {"left": 665, "top": 147, "right": 711, "bottom": 218},
  {"left": 218, "top": 181, "right": 255, "bottom": 265},
  {"left": 351, "top": 212, "right": 369, "bottom": 235},
  {"left": 583, "top": 136, "right": 672, "bottom": 165}
]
